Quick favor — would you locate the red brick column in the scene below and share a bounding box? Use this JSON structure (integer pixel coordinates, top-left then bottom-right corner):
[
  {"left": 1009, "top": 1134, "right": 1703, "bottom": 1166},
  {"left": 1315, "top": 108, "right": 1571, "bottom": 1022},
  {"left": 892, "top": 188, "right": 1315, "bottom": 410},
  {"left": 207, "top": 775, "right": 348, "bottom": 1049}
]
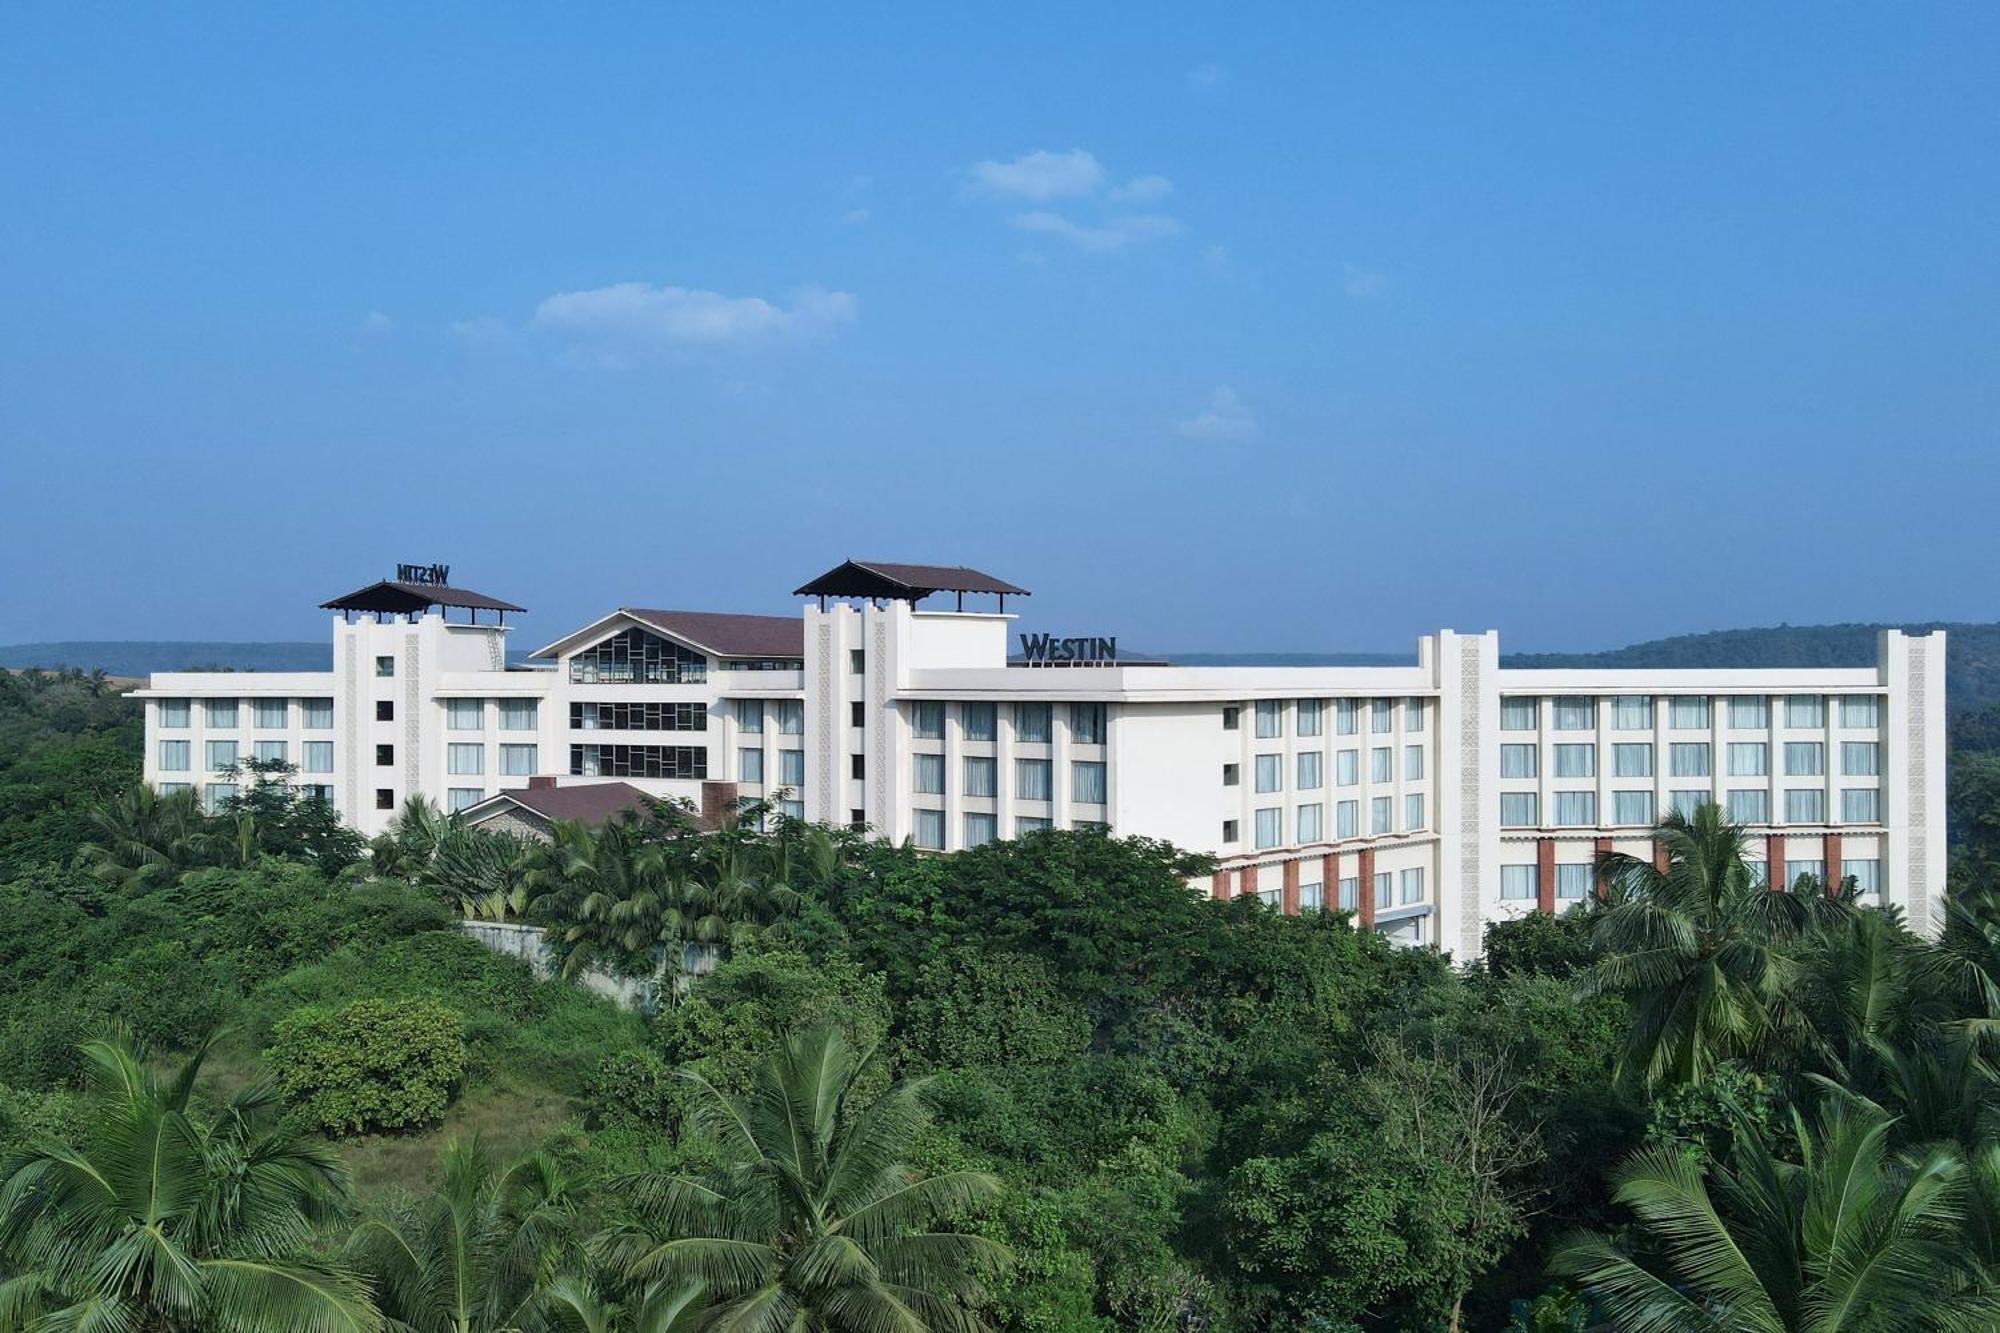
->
[
  {"left": 1322, "top": 852, "right": 1340, "bottom": 910},
  {"left": 1210, "top": 870, "right": 1230, "bottom": 901},
  {"left": 1767, "top": 834, "right": 1786, "bottom": 892},
  {"left": 1536, "top": 838, "right": 1557, "bottom": 914},
  {"left": 1239, "top": 864, "right": 1259, "bottom": 901},
  {"left": 1594, "top": 836, "right": 1613, "bottom": 902},
  {"left": 1824, "top": 834, "right": 1842, "bottom": 898},
  {"left": 1357, "top": 847, "right": 1377, "bottom": 929},
  {"left": 1281, "top": 860, "right": 1300, "bottom": 916}
]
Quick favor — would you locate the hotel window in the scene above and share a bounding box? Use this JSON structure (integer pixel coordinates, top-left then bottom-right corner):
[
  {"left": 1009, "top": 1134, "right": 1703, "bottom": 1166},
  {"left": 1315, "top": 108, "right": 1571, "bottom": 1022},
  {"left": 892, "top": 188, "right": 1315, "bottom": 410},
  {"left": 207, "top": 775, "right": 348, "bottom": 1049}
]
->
[
  {"left": 1296, "top": 752, "right": 1323, "bottom": 790},
  {"left": 570, "top": 745, "right": 706, "bottom": 779},
  {"left": 1298, "top": 699, "right": 1324, "bottom": 737},
  {"left": 1670, "top": 790, "right": 1706, "bottom": 819},
  {"left": 1842, "top": 695, "right": 1880, "bottom": 728},
  {"left": 1300, "top": 880, "right": 1324, "bottom": 910},
  {"left": 738, "top": 748, "right": 765, "bottom": 783},
  {"left": 1728, "top": 743, "right": 1769, "bottom": 777},
  {"left": 1255, "top": 754, "right": 1282, "bottom": 793},
  {"left": 1728, "top": 789, "right": 1769, "bottom": 824},
  {"left": 1500, "top": 698, "right": 1539, "bottom": 731},
  {"left": 1842, "top": 788, "right": 1881, "bottom": 823},
  {"left": 1404, "top": 745, "right": 1424, "bottom": 781},
  {"left": 253, "top": 740, "right": 287, "bottom": 764},
  {"left": 301, "top": 698, "right": 334, "bottom": 728},
  {"left": 1222, "top": 763, "right": 1239, "bottom": 787},
  {"left": 1613, "top": 791, "right": 1655, "bottom": 825},
  {"left": 1501, "top": 865, "right": 1538, "bottom": 901},
  {"left": 572, "top": 701, "right": 707, "bottom": 732},
  {"left": 1785, "top": 742, "right": 1825, "bottom": 776},
  {"left": 1556, "top": 864, "right": 1592, "bottom": 901},
  {"left": 305, "top": 785, "right": 334, "bottom": 805},
  {"left": 204, "top": 783, "right": 238, "bottom": 814},
  {"left": 499, "top": 744, "right": 536, "bottom": 777},
  {"left": 1501, "top": 744, "right": 1538, "bottom": 779},
  {"left": 302, "top": 741, "right": 334, "bottom": 774},
  {"left": 1375, "top": 873, "right": 1394, "bottom": 909},
  {"left": 448, "top": 699, "right": 484, "bottom": 731},
  {"left": 1670, "top": 743, "right": 1711, "bottom": 777},
  {"left": 1258, "top": 884, "right": 1281, "bottom": 909},
  {"left": 1849, "top": 859, "right": 1881, "bottom": 895},
  {"left": 375, "top": 656, "right": 394, "bottom": 678},
  {"left": 913, "top": 809, "right": 945, "bottom": 850},
  {"left": 1500, "top": 792, "right": 1539, "bottom": 827},
  {"left": 158, "top": 740, "right": 191, "bottom": 771},
  {"left": 160, "top": 699, "right": 190, "bottom": 728},
  {"left": 1017, "top": 758, "right": 1052, "bottom": 801},
  {"left": 1372, "top": 700, "right": 1394, "bottom": 734},
  {"left": 964, "top": 813, "right": 997, "bottom": 848},
  {"left": 1371, "top": 747, "right": 1392, "bottom": 783},
  {"left": 777, "top": 798, "right": 804, "bottom": 823},
  {"left": 1612, "top": 696, "right": 1653, "bottom": 730},
  {"left": 1404, "top": 699, "right": 1425, "bottom": 733},
  {"left": 774, "top": 701, "right": 804, "bottom": 735},
  {"left": 1669, "top": 697, "right": 1710, "bottom": 730},
  {"left": 1613, "top": 743, "right": 1653, "bottom": 778},
  {"left": 1786, "top": 695, "right": 1826, "bottom": 728},
  {"left": 914, "top": 702, "right": 945, "bottom": 739},
  {"left": 737, "top": 700, "right": 765, "bottom": 734},
  {"left": 376, "top": 788, "right": 394, "bottom": 810},
  {"left": 1337, "top": 750, "right": 1360, "bottom": 786},
  {"left": 1785, "top": 788, "right": 1827, "bottom": 823},
  {"left": 849, "top": 649, "right": 865, "bottom": 675},
  {"left": 1553, "top": 791, "right": 1597, "bottom": 826},
  {"left": 1336, "top": 699, "right": 1360, "bottom": 734},
  {"left": 1370, "top": 796, "right": 1392, "bottom": 835},
  {"left": 1843, "top": 742, "right": 1880, "bottom": 776},
  {"left": 1338, "top": 877, "right": 1359, "bottom": 911},
  {"left": 205, "top": 740, "right": 238, "bottom": 771},
  {"left": 1014, "top": 702, "right": 1052, "bottom": 743},
  {"left": 1222, "top": 705, "right": 1240, "bottom": 731},
  {"left": 447, "top": 744, "right": 484, "bottom": 776},
  {"left": 1336, "top": 801, "right": 1359, "bottom": 839},
  {"left": 1730, "top": 696, "right": 1770, "bottom": 729},
  {"left": 913, "top": 753, "right": 946, "bottom": 796},
  {"left": 377, "top": 701, "right": 394, "bottom": 722},
  {"left": 1297, "top": 802, "right": 1324, "bottom": 843},
  {"left": 1745, "top": 860, "right": 1768, "bottom": 887},
  {"left": 1017, "top": 815, "right": 1052, "bottom": 836},
  {"left": 499, "top": 698, "right": 537, "bottom": 731},
  {"left": 448, "top": 788, "right": 483, "bottom": 813},
  {"left": 851, "top": 754, "right": 865, "bottom": 780},
  {"left": 964, "top": 757, "right": 997, "bottom": 799},
  {"left": 568, "top": 627, "right": 705, "bottom": 685},
  {"left": 1070, "top": 703, "right": 1106, "bottom": 745},
  {"left": 255, "top": 699, "right": 288, "bottom": 729},
  {"left": 1552, "top": 697, "right": 1595, "bottom": 731},
  {"left": 1255, "top": 700, "right": 1283, "bottom": 738},
  {"left": 850, "top": 702, "right": 865, "bottom": 728},
  {"left": 1404, "top": 792, "right": 1424, "bottom": 830},
  {"left": 1790, "top": 860, "right": 1826, "bottom": 890},
  {"left": 1222, "top": 819, "right": 1240, "bottom": 844},
  {"left": 206, "top": 699, "right": 238, "bottom": 728},
  {"left": 1254, "top": 807, "right": 1282, "bottom": 849},
  {"left": 779, "top": 750, "right": 806, "bottom": 786},
  {"left": 1553, "top": 744, "right": 1595, "bottom": 779},
  {"left": 1073, "top": 761, "right": 1108, "bottom": 804},
  {"left": 1401, "top": 867, "right": 1425, "bottom": 905},
  {"left": 962, "top": 703, "right": 997, "bottom": 742}
]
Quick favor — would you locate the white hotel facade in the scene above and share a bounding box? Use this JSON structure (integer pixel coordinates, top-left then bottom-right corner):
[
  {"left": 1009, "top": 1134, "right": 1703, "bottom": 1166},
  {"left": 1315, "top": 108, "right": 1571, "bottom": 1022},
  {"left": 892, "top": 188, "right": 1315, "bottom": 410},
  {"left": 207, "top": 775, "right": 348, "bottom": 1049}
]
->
[{"left": 135, "top": 560, "right": 1948, "bottom": 956}]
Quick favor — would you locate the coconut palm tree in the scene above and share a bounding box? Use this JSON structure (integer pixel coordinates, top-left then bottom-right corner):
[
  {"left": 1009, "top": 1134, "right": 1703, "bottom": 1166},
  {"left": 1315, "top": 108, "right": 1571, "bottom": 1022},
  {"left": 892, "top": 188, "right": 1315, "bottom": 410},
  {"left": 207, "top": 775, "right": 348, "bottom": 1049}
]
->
[
  {"left": 534, "top": 1273, "right": 706, "bottom": 1333},
  {"left": 602, "top": 1024, "right": 1010, "bottom": 1332},
  {"left": 346, "top": 1136, "right": 585, "bottom": 1333},
  {"left": 1579, "top": 802, "right": 1850, "bottom": 1091},
  {"left": 1551, "top": 1097, "right": 2000, "bottom": 1330},
  {"left": 78, "top": 782, "right": 208, "bottom": 890},
  {"left": 0, "top": 1033, "right": 377, "bottom": 1333},
  {"left": 371, "top": 794, "right": 456, "bottom": 880}
]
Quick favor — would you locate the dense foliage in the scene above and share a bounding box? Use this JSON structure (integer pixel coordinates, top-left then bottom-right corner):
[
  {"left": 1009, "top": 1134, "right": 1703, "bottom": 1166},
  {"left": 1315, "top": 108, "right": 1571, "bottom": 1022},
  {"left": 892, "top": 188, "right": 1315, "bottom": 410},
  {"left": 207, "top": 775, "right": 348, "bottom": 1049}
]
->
[{"left": 268, "top": 997, "right": 469, "bottom": 1135}]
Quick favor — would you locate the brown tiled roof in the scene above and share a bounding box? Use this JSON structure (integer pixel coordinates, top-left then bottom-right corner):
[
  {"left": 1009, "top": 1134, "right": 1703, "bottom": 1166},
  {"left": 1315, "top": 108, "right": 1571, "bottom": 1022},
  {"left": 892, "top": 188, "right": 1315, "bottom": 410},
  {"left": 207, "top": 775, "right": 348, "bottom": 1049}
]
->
[
  {"left": 484, "top": 781, "right": 652, "bottom": 824},
  {"left": 793, "top": 560, "right": 1029, "bottom": 599},
  {"left": 624, "top": 610, "right": 804, "bottom": 658},
  {"left": 321, "top": 581, "right": 527, "bottom": 614}
]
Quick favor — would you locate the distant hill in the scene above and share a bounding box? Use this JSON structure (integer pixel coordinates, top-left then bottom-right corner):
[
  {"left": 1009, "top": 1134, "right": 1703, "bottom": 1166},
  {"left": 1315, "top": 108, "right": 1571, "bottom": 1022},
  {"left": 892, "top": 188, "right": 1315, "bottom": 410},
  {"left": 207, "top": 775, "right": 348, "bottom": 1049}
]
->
[{"left": 0, "top": 641, "right": 330, "bottom": 674}]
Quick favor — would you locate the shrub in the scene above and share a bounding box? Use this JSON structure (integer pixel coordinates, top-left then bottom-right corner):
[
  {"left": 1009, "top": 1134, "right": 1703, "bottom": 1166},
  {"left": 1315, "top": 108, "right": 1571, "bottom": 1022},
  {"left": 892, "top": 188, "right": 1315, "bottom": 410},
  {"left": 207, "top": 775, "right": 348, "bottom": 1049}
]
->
[
  {"left": 266, "top": 997, "right": 466, "bottom": 1135},
  {"left": 902, "top": 949, "right": 1091, "bottom": 1072},
  {"left": 583, "top": 1048, "right": 684, "bottom": 1129},
  {"left": 86, "top": 941, "right": 230, "bottom": 1051}
]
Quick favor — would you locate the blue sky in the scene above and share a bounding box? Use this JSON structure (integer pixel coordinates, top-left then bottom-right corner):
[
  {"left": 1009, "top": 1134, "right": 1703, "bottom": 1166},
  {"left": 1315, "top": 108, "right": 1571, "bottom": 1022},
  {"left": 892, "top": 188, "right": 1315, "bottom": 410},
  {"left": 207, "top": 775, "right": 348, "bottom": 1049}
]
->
[{"left": 2, "top": 4, "right": 1995, "bottom": 653}]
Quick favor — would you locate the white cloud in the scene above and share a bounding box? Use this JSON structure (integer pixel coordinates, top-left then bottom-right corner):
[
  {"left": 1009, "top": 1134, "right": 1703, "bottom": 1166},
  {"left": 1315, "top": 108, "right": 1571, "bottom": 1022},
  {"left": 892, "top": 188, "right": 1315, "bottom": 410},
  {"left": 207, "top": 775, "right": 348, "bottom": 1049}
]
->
[
  {"left": 1110, "top": 174, "right": 1174, "bottom": 204},
  {"left": 1187, "top": 63, "right": 1227, "bottom": 89},
  {"left": 359, "top": 310, "right": 394, "bottom": 335},
  {"left": 1009, "top": 211, "right": 1182, "bottom": 253},
  {"left": 529, "top": 282, "right": 857, "bottom": 347},
  {"left": 967, "top": 148, "right": 1105, "bottom": 200},
  {"left": 1174, "top": 386, "right": 1258, "bottom": 441},
  {"left": 841, "top": 208, "right": 871, "bottom": 225},
  {"left": 1343, "top": 265, "right": 1393, "bottom": 299}
]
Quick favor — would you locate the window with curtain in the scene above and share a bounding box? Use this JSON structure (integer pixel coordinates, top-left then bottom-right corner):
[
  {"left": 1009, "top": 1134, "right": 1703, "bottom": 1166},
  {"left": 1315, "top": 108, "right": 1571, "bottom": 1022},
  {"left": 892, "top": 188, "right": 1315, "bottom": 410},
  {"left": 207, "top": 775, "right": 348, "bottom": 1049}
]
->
[
  {"left": 1371, "top": 796, "right": 1392, "bottom": 834},
  {"left": 1669, "top": 697, "right": 1711, "bottom": 730},
  {"left": 739, "top": 748, "right": 765, "bottom": 783},
  {"left": 160, "top": 699, "right": 190, "bottom": 728},
  {"left": 205, "top": 740, "right": 238, "bottom": 771},
  {"left": 1338, "top": 878, "right": 1358, "bottom": 911},
  {"left": 1790, "top": 859, "right": 1826, "bottom": 890},
  {"left": 913, "top": 753, "right": 945, "bottom": 795},
  {"left": 774, "top": 701, "right": 804, "bottom": 735},
  {"left": 1403, "top": 745, "right": 1424, "bottom": 780},
  {"left": 1297, "top": 751, "right": 1323, "bottom": 789},
  {"left": 1297, "top": 802, "right": 1323, "bottom": 842},
  {"left": 206, "top": 699, "right": 238, "bottom": 728},
  {"left": 779, "top": 750, "right": 805, "bottom": 785},
  {"left": 302, "top": 741, "right": 333, "bottom": 773},
  {"left": 1375, "top": 872, "right": 1394, "bottom": 908},
  {"left": 1257, "top": 884, "right": 1282, "bottom": 908},
  {"left": 253, "top": 740, "right": 286, "bottom": 764},
  {"left": 963, "top": 756, "right": 997, "bottom": 798},
  {"left": 737, "top": 700, "right": 765, "bottom": 734},
  {"left": 1336, "top": 801, "right": 1358, "bottom": 839},
  {"left": 1670, "top": 790, "right": 1706, "bottom": 819},
  {"left": 1843, "top": 742, "right": 1880, "bottom": 776},
  {"left": 297, "top": 698, "right": 332, "bottom": 729},
  {"left": 1552, "top": 697, "right": 1596, "bottom": 731},
  {"left": 447, "top": 744, "right": 484, "bottom": 775},
  {"left": 446, "top": 699, "right": 483, "bottom": 731},
  {"left": 1254, "top": 807, "right": 1282, "bottom": 849},
  {"left": 1842, "top": 788, "right": 1881, "bottom": 822},
  {"left": 1785, "top": 742, "right": 1825, "bottom": 776},
  {"left": 1372, "top": 700, "right": 1394, "bottom": 734},
  {"left": 961, "top": 702, "right": 997, "bottom": 741},
  {"left": 1553, "top": 791, "right": 1596, "bottom": 825},
  {"left": 499, "top": 699, "right": 538, "bottom": 730},
  {"left": 1072, "top": 761, "right": 1108, "bottom": 804},
  {"left": 1849, "top": 859, "right": 1881, "bottom": 894},
  {"left": 1297, "top": 699, "right": 1324, "bottom": 736},
  {"left": 1787, "top": 695, "right": 1826, "bottom": 728},
  {"left": 1501, "top": 744, "right": 1538, "bottom": 778},
  {"left": 1728, "top": 788, "right": 1769, "bottom": 823},
  {"left": 1614, "top": 790, "right": 1655, "bottom": 825},
  {"left": 158, "top": 782, "right": 191, "bottom": 796},
  {"left": 203, "top": 783, "right": 238, "bottom": 813},
  {"left": 1612, "top": 695, "right": 1653, "bottom": 730},
  {"left": 254, "top": 699, "right": 289, "bottom": 729},
  {"left": 1400, "top": 867, "right": 1425, "bottom": 904},
  {"left": 1501, "top": 698, "right": 1539, "bottom": 731},
  {"left": 913, "top": 809, "right": 945, "bottom": 850},
  {"left": 1670, "top": 743, "right": 1712, "bottom": 777},
  {"left": 499, "top": 744, "right": 536, "bottom": 776},
  {"left": 1336, "top": 699, "right": 1359, "bottom": 734},
  {"left": 1337, "top": 750, "right": 1360, "bottom": 786},
  {"left": 1501, "top": 865, "right": 1537, "bottom": 900},
  {"left": 1553, "top": 744, "right": 1595, "bottom": 778},
  {"left": 448, "top": 788, "right": 483, "bottom": 812},
  {"left": 1255, "top": 699, "right": 1283, "bottom": 738},
  {"left": 158, "top": 741, "right": 190, "bottom": 771},
  {"left": 1017, "top": 815, "right": 1052, "bottom": 835},
  {"left": 1613, "top": 743, "right": 1654, "bottom": 777},
  {"left": 1013, "top": 702, "right": 1051, "bottom": 743},
  {"left": 778, "top": 798, "right": 804, "bottom": 822},
  {"left": 910, "top": 701, "right": 943, "bottom": 739},
  {"left": 1785, "top": 788, "right": 1827, "bottom": 822},
  {"left": 1556, "top": 863, "right": 1592, "bottom": 900},
  {"left": 1728, "top": 743, "right": 1768, "bottom": 776},
  {"left": 1255, "top": 754, "right": 1282, "bottom": 793},
  {"left": 1404, "top": 792, "right": 1424, "bottom": 830},
  {"left": 1842, "top": 695, "right": 1881, "bottom": 728},
  {"left": 1371, "top": 747, "right": 1393, "bottom": 782},
  {"left": 1016, "top": 758, "right": 1052, "bottom": 801},
  {"left": 1500, "top": 792, "right": 1539, "bottom": 827},
  {"left": 1404, "top": 699, "right": 1425, "bottom": 733},
  {"left": 1300, "top": 880, "right": 1324, "bottom": 910},
  {"left": 1723, "top": 696, "right": 1767, "bottom": 730},
  {"left": 963, "top": 813, "right": 997, "bottom": 847},
  {"left": 1070, "top": 703, "right": 1106, "bottom": 744}
]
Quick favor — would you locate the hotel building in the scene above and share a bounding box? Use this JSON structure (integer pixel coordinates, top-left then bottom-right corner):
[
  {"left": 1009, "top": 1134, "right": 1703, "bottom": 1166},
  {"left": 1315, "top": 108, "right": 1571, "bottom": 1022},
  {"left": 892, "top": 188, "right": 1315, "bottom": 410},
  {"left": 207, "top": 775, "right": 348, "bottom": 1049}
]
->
[{"left": 135, "top": 560, "right": 1949, "bottom": 955}]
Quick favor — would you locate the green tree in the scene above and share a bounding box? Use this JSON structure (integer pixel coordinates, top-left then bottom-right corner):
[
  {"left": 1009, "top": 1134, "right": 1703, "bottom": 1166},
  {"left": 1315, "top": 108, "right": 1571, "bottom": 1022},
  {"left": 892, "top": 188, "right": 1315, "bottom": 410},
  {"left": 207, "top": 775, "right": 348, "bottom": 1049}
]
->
[
  {"left": 0, "top": 1033, "right": 377, "bottom": 1332},
  {"left": 77, "top": 781, "right": 208, "bottom": 890},
  {"left": 604, "top": 1023, "right": 1011, "bottom": 1331}
]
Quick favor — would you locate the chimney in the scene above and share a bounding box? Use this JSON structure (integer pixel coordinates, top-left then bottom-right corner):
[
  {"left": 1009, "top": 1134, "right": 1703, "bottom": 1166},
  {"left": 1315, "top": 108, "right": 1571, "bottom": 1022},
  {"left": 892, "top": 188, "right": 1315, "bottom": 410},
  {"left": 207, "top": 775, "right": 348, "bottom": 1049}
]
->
[{"left": 699, "top": 781, "right": 741, "bottom": 830}]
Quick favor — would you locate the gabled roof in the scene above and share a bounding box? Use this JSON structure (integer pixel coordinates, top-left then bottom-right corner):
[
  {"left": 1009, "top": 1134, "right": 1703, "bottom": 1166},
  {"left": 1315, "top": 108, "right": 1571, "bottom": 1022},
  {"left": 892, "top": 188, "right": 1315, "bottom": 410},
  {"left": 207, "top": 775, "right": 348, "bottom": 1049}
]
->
[
  {"left": 460, "top": 781, "right": 652, "bottom": 826},
  {"left": 321, "top": 581, "right": 526, "bottom": 614},
  {"left": 530, "top": 608, "right": 802, "bottom": 661},
  {"left": 793, "top": 560, "right": 1029, "bottom": 601}
]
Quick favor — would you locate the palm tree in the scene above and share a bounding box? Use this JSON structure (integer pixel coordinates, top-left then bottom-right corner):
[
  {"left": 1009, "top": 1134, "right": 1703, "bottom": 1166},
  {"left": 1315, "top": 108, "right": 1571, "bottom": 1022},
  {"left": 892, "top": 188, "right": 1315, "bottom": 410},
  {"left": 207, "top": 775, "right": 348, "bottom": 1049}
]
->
[
  {"left": 371, "top": 794, "right": 456, "bottom": 880},
  {"left": 1551, "top": 1097, "right": 2000, "bottom": 1330},
  {"left": 78, "top": 782, "right": 208, "bottom": 890},
  {"left": 534, "top": 1274, "right": 707, "bottom": 1333},
  {"left": 0, "top": 1033, "right": 377, "bottom": 1332},
  {"left": 346, "top": 1136, "right": 585, "bottom": 1333},
  {"left": 1578, "top": 802, "right": 1849, "bottom": 1090},
  {"left": 602, "top": 1024, "right": 1010, "bottom": 1332}
]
